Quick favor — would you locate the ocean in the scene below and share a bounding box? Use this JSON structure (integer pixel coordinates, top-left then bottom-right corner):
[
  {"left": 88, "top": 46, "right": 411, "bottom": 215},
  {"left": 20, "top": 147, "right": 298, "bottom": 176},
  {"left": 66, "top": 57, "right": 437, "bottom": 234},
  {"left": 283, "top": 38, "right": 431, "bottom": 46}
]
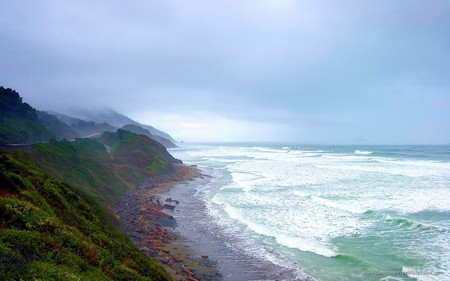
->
[{"left": 168, "top": 144, "right": 450, "bottom": 281}]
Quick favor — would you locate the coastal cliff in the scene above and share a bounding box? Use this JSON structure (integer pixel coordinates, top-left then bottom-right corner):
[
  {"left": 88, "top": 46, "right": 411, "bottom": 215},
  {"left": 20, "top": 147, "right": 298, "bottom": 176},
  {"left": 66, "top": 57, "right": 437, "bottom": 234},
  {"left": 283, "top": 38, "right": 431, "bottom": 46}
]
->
[{"left": 0, "top": 87, "right": 182, "bottom": 280}]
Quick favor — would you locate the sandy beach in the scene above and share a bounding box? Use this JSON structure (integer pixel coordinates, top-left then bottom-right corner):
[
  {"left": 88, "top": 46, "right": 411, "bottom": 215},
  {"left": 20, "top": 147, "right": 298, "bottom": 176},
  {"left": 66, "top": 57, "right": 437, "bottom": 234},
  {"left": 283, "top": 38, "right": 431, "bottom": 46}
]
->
[{"left": 118, "top": 164, "right": 222, "bottom": 281}]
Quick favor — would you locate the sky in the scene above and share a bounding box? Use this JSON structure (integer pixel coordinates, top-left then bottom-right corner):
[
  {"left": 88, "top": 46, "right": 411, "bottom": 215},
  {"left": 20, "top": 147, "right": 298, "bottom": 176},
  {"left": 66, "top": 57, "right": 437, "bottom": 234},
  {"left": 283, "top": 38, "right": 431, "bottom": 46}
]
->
[{"left": 1, "top": 0, "right": 449, "bottom": 143}]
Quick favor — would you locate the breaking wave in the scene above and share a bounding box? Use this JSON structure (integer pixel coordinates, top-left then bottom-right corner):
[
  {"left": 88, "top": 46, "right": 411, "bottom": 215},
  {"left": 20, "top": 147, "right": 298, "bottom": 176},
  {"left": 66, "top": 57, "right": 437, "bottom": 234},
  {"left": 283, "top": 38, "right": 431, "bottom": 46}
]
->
[{"left": 354, "top": 150, "right": 373, "bottom": 155}]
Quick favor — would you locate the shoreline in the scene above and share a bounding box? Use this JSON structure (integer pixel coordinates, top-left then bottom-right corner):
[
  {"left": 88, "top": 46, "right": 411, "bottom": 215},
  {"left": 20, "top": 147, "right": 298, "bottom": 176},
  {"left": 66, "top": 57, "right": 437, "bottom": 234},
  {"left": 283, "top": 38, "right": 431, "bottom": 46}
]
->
[
  {"left": 118, "top": 163, "right": 221, "bottom": 280},
  {"left": 118, "top": 163, "right": 308, "bottom": 281},
  {"left": 159, "top": 167, "right": 308, "bottom": 281},
  {"left": 117, "top": 144, "right": 450, "bottom": 281}
]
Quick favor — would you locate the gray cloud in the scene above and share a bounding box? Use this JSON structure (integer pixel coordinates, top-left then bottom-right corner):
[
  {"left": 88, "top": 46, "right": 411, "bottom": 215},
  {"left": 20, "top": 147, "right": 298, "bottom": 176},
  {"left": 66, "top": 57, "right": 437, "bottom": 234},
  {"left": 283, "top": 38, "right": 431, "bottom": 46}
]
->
[{"left": 1, "top": 0, "right": 449, "bottom": 143}]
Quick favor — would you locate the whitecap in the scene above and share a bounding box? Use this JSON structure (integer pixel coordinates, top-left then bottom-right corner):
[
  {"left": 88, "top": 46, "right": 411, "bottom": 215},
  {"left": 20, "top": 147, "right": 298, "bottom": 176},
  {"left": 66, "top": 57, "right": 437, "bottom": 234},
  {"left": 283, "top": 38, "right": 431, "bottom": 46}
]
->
[
  {"left": 354, "top": 150, "right": 373, "bottom": 155},
  {"left": 223, "top": 205, "right": 337, "bottom": 258},
  {"left": 275, "top": 234, "right": 337, "bottom": 258},
  {"left": 311, "top": 196, "right": 367, "bottom": 214},
  {"left": 292, "top": 190, "right": 311, "bottom": 197}
]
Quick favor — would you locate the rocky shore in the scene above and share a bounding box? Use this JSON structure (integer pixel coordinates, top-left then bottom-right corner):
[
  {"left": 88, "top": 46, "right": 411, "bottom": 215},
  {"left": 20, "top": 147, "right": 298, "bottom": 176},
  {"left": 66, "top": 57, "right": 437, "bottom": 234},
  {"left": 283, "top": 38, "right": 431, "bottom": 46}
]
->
[{"left": 118, "top": 164, "right": 222, "bottom": 281}]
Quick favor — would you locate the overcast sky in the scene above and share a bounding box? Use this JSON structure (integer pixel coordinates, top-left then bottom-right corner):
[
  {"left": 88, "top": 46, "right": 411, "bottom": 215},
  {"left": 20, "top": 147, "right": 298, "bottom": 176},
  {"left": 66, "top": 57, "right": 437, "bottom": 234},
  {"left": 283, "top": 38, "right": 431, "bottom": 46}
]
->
[{"left": 1, "top": 1, "right": 449, "bottom": 143}]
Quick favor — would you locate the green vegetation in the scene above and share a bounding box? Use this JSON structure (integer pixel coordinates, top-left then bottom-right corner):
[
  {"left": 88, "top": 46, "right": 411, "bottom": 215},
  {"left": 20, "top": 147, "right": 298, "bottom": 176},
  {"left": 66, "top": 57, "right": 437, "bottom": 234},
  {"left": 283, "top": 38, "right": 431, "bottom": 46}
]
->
[
  {"left": 28, "top": 132, "right": 177, "bottom": 222},
  {"left": 0, "top": 86, "right": 175, "bottom": 152},
  {"left": 0, "top": 87, "right": 53, "bottom": 144},
  {"left": 31, "top": 138, "right": 125, "bottom": 205},
  {"left": 37, "top": 111, "right": 78, "bottom": 141},
  {"left": 0, "top": 87, "right": 115, "bottom": 143},
  {"left": 70, "top": 120, "right": 117, "bottom": 138},
  {"left": 146, "top": 156, "right": 171, "bottom": 174},
  {"left": 48, "top": 112, "right": 120, "bottom": 140},
  {"left": 102, "top": 129, "right": 180, "bottom": 172},
  {"left": 121, "top": 124, "right": 177, "bottom": 149},
  {"left": 0, "top": 150, "right": 172, "bottom": 280},
  {"left": 0, "top": 86, "right": 180, "bottom": 279}
]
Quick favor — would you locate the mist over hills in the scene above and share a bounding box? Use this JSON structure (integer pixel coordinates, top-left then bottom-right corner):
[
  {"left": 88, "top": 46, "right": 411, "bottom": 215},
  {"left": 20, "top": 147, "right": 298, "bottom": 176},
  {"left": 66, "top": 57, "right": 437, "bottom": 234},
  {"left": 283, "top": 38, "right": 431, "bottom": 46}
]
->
[
  {"left": 67, "top": 109, "right": 177, "bottom": 143},
  {"left": 0, "top": 86, "right": 176, "bottom": 148},
  {"left": 49, "top": 112, "right": 118, "bottom": 138},
  {"left": 51, "top": 110, "right": 177, "bottom": 148},
  {"left": 120, "top": 124, "right": 176, "bottom": 148}
]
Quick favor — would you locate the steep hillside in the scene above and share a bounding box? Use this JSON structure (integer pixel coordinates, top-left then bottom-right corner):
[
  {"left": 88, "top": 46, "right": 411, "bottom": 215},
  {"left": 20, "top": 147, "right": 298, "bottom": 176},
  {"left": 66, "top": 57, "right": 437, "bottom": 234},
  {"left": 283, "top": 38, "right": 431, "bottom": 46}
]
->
[
  {"left": 71, "top": 120, "right": 117, "bottom": 138},
  {"left": 0, "top": 150, "right": 172, "bottom": 280},
  {"left": 49, "top": 112, "right": 118, "bottom": 138},
  {"left": 102, "top": 129, "right": 180, "bottom": 175},
  {"left": 121, "top": 124, "right": 177, "bottom": 148},
  {"left": 49, "top": 112, "right": 178, "bottom": 149},
  {"left": 0, "top": 87, "right": 90, "bottom": 143},
  {"left": 30, "top": 139, "right": 125, "bottom": 212},
  {"left": 36, "top": 111, "right": 78, "bottom": 140},
  {"left": 49, "top": 112, "right": 84, "bottom": 126},
  {"left": 0, "top": 86, "right": 181, "bottom": 279},
  {"left": 74, "top": 109, "right": 177, "bottom": 143},
  {"left": 28, "top": 131, "right": 179, "bottom": 220},
  {"left": 0, "top": 87, "right": 53, "bottom": 144}
]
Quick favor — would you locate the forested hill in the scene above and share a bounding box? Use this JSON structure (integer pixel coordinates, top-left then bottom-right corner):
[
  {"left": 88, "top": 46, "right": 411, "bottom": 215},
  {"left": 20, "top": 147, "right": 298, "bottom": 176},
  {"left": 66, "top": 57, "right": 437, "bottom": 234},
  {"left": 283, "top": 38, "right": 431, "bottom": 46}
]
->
[{"left": 0, "top": 87, "right": 54, "bottom": 144}]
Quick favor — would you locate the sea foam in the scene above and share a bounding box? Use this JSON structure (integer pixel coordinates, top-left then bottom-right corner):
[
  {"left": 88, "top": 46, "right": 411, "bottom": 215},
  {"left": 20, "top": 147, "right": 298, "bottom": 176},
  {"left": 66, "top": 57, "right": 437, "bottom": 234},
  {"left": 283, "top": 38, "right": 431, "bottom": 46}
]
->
[
  {"left": 223, "top": 204, "right": 338, "bottom": 258},
  {"left": 173, "top": 144, "right": 450, "bottom": 281},
  {"left": 354, "top": 150, "right": 373, "bottom": 155}
]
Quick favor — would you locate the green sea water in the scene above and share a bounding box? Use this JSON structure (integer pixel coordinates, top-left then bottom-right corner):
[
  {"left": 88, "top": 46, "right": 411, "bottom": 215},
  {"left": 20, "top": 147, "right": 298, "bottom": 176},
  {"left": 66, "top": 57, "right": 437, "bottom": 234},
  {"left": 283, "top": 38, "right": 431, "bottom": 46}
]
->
[{"left": 171, "top": 145, "right": 450, "bottom": 280}]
